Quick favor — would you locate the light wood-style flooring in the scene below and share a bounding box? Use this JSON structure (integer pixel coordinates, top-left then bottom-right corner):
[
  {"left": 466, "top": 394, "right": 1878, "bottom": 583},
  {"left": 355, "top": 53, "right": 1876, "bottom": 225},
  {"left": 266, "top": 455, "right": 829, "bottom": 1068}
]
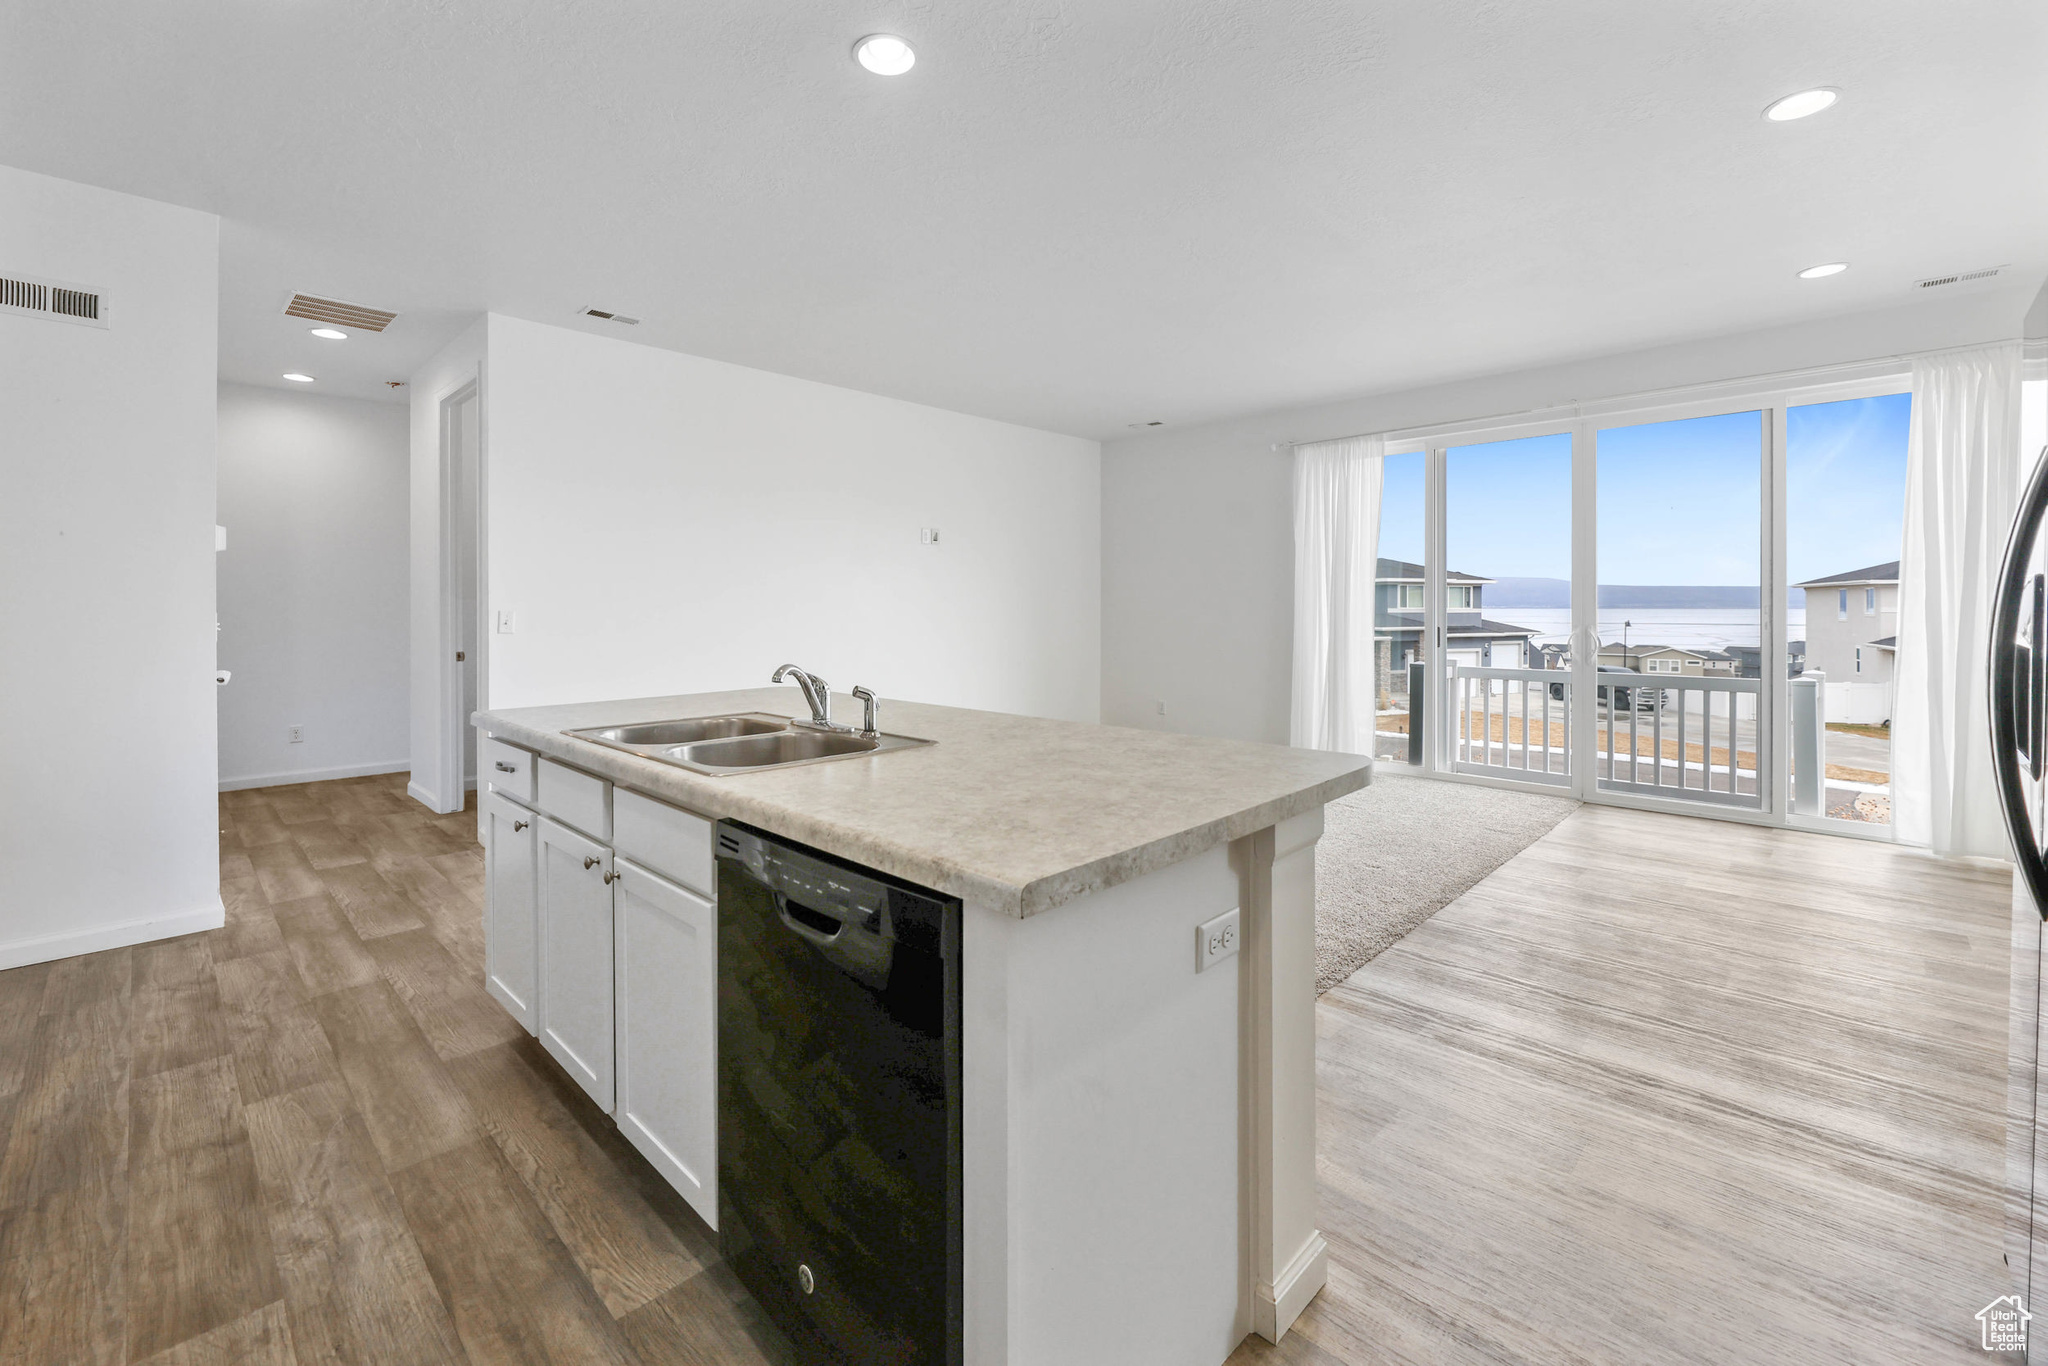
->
[
  {"left": 0, "top": 779, "right": 2018, "bottom": 1363},
  {"left": 0, "top": 773, "right": 793, "bottom": 1366},
  {"left": 1230, "top": 803, "right": 2017, "bottom": 1365}
]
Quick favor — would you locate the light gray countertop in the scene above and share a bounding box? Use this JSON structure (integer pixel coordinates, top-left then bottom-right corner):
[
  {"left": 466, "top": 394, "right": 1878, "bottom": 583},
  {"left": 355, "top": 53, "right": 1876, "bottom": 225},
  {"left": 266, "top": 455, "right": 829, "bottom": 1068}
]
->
[{"left": 474, "top": 688, "right": 1371, "bottom": 918}]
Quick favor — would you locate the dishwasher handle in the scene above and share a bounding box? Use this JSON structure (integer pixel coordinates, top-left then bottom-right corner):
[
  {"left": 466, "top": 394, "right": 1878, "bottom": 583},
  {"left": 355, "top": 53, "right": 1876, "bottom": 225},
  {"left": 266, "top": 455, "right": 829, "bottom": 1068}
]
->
[{"left": 773, "top": 890, "right": 895, "bottom": 989}]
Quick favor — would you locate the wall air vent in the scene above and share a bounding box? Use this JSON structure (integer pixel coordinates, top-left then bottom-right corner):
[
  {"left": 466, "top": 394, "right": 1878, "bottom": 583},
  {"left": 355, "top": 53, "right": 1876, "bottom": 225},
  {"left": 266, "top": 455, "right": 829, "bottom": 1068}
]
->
[
  {"left": 284, "top": 293, "right": 397, "bottom": 331},
  {"left": 0, "top": 273, "right": 109, "bottom": 328},
  {"left": 1914, "top": 266, "right": 2005, "bottom": 291},
  {"left": 581, "top": 307, "right": 642, "bottom": 325}
]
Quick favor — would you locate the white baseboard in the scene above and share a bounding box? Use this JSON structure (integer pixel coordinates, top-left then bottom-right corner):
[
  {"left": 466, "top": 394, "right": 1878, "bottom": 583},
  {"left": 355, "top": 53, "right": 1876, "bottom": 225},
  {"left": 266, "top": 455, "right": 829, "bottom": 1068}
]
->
[
  {"left": 407, "top": 780, "right": 466, "bottom": 815},
  {"left": 220, "top": 760, "right": 410, "bottom": 793},
  {"left": 0, "top": 899, "right": 227, "bottom": 971},
  {"left": 1253, "top": 1231, "right": 1328, "bottom": 1343}
]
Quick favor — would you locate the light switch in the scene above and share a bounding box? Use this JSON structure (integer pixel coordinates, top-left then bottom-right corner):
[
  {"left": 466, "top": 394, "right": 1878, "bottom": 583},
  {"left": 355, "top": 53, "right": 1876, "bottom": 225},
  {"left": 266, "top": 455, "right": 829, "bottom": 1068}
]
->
[
  {"left": 1196, "top": 907, "right": 1240, "bottom": 973},
  {"left": 496, "top": 610, "right": 516, "bottom": 634}
]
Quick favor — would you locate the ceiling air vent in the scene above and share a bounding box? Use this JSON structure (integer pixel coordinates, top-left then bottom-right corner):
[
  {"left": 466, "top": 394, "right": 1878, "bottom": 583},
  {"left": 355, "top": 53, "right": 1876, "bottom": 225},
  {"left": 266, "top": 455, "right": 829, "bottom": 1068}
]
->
[
  {"left": 1914, "top": 266, "right": 2005, "bottom": 291},
  {"left": 581, "top": 307, "right": 641, "bottom": 325},
  {"left": 0, "top": 272, "right": 108, "bottom": 328},
  {"left": 283, "top": 293, "right": 397, "bottom": 332}
]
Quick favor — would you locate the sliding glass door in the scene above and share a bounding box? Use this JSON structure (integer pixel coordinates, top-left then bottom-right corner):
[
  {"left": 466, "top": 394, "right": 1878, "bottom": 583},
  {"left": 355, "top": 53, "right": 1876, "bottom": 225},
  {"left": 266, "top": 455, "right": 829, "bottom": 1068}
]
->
[
  {"left": 1394, "top": 379, "right": 1913, "bottom": 835},
  {"left": 1442, "top": 434, "right": 1573, "bottom": 785},
  {"left": 1373, "top": 451, "right": 1427, "bottom": 764},
  {"left": 1784, "top": 393, "right": 1911, "bottom": 827},
  {"left": 1592, "top": 410, "right": 1765, "bottom": 807}
]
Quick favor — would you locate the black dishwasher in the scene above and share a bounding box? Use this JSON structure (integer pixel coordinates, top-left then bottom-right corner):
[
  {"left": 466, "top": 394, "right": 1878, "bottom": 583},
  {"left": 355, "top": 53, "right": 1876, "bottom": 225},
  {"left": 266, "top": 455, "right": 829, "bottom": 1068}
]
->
[{"left": 716, "top": 821, "right": 962, "bottom": 1366}]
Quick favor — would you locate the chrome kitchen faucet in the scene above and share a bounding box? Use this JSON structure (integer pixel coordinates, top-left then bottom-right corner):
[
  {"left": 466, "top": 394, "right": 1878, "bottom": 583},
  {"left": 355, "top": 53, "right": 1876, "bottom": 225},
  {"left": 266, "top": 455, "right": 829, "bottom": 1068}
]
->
[{"left": 772, "top": 664, "right": 881, "bottom": 737}]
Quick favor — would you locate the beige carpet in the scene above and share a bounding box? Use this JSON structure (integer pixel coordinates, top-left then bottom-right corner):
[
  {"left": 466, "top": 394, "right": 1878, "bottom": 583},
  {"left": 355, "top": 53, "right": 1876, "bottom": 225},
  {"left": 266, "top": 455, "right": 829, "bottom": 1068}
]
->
[{"left": 1315, "top": 766, "right": 1577, "bottom": 992}]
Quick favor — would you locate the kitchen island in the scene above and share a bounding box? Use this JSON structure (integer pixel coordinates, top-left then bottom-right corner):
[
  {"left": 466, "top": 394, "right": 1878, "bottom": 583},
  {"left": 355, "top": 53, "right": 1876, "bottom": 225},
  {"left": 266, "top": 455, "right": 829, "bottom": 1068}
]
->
[{"left": 472, "top": 686, "right": 1370, "bottom": 1366}]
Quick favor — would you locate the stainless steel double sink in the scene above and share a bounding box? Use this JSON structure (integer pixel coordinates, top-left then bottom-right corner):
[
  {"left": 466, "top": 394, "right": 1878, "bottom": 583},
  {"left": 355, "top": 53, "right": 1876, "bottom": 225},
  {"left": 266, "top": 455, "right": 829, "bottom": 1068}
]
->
[{"left": 566, "top": 712, "right": 933, "bottom": 775}]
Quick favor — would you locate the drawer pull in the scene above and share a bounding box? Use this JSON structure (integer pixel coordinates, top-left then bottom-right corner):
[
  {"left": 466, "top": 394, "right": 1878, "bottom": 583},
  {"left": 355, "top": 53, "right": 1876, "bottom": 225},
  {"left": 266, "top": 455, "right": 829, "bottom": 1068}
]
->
[
  {"left": 512, "top": 819, "right": 528, "bottom": 832},
  {"left": 584, "top": 856, "right": 600, "bottom": 871},
  {"left": 495, "top": 761, "right": 516, "bottom": 773}
]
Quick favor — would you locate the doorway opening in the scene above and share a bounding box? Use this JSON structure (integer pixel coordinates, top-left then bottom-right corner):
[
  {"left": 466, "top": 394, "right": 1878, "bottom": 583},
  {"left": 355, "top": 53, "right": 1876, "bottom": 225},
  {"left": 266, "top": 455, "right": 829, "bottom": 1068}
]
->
[{"left": 440, "top": 381, "right": 482, "bottom": 811}]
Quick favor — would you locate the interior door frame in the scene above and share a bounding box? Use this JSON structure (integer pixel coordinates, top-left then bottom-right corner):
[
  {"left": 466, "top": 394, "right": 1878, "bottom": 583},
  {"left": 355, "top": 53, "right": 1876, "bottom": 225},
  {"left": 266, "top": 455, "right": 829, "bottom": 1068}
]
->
[
  {"left": 434, "top": 378, "right": 484, "bottom": 815},
  {"left": 1386, "top": 366, "right": 1916, "bottom": 840}
]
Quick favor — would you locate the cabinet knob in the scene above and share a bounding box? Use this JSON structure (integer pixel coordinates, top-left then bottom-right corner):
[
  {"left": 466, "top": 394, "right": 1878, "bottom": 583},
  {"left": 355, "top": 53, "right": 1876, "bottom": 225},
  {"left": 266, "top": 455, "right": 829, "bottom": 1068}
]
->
[
  {"left": 512, "top": 819, "right": 528, "bottom": 832},
  {"left": 584, "top": 856, "right": 600, "bottom": 871},
  {"left": 604, "top": 870, "right": 620, "bottom": 885}
]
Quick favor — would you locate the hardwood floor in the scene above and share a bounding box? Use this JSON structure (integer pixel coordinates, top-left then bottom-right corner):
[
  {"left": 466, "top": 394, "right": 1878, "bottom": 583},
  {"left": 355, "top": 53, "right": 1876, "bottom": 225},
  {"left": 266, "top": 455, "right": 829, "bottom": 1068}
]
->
[
  {"left": 1231, "top": 803, "right": 2018, "bottom": 1365},
  {"left": 0, "top": 778, "right": 2019, "bottom": 1363},
  {"left": 0, "top": 773, "right": 794, "bottom": 1366}
]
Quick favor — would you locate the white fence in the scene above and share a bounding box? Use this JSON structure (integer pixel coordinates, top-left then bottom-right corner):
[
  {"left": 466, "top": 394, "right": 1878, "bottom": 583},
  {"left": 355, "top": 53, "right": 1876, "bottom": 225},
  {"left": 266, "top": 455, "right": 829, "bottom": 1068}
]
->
[
  {"left": 1596, "top": 674, "right": 1762, "bottom": 809},
  {"left": 1824, "top": 679, "right": 1892, "bottom": 726},
  {"left": 1449, "top": 666, "right": 1571, "bottom": 787}
]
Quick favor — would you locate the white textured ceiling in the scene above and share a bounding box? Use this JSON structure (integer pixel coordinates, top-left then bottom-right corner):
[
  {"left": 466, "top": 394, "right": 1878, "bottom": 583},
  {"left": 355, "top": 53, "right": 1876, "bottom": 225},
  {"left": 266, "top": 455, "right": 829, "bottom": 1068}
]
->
[{"left": 3, "top": 2, "right": 2045, "bottom": 436}]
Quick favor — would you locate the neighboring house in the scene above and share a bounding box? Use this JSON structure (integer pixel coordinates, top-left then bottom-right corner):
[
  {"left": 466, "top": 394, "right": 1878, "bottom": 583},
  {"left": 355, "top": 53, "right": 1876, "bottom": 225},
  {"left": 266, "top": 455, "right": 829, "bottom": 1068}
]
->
[
  {"left": 1375, "top": 558, "right": 1539, "bottom": 699},
  {"left": 1798, "top": 560, "right": 1898, "bottom": 723},
  {"left": 1722, "top": 641, "right": 1807, "bottom": 678},
  {"left": 1597, "top": 642, "right": 1719, "bottom": 675}
]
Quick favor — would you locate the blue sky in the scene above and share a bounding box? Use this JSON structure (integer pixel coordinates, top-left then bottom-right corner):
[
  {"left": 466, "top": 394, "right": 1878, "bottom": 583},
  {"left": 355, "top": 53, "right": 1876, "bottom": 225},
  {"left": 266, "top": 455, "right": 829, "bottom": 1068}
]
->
[{"left": 1377, "top": 393, "right": 1910, "bottom": 586}]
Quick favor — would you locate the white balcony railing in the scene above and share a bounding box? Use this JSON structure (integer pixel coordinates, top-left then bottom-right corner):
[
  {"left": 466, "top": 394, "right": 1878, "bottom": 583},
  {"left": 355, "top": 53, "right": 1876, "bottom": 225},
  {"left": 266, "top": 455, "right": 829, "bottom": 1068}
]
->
[
  {"left": 1596, "top": 674, "right": 1763, "bottom": 809},
  {"left": 1449, "top": 666, "right": 1571, "bottom": 787}
]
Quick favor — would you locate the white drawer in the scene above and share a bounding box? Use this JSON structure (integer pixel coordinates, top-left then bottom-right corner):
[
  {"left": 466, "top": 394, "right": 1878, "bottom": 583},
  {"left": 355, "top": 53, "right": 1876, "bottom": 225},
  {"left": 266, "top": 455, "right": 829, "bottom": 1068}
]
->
[
  {"left": 481, "top": 736, "right": 536, "bottom": 805},
  {"left": 613, "top": 788, "right": 714, "bottom": 897},
  {"left": 538, "top": 758, "right": 611, "bottom": 841}
]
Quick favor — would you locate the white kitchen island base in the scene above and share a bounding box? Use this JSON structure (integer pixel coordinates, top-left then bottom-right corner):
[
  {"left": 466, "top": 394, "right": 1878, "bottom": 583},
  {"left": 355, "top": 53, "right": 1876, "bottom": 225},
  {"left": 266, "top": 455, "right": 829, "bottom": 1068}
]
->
[{"left": 963, "top": 809, "right": 1326, "bottom": 1366}]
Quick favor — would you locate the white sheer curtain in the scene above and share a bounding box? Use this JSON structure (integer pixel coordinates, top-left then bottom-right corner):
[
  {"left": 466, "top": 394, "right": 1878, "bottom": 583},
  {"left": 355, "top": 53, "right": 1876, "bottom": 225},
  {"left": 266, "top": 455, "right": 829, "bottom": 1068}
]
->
[
  {"left": 1893, "top": 341, "right": 2023, "bottom": 856},
  {"left": 1290, "top": 435, "right": 1384, "bottom": 752}
]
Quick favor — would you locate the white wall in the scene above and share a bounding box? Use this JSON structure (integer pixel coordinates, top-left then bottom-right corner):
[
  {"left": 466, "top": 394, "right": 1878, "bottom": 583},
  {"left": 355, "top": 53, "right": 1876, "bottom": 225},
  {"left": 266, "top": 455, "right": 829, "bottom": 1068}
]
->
[
  {"left": 407, "top": 318, "right": 486, "bottom": 812},
  {"left": 964, "top": 844, "right": 1242, "bottom": 1365},
  {"left": 1104, "top": 289, "right": 2040, "bottom": 745},
  {"left": 0, "top": 165, "right": 220, "bottom": 968},
  {"left": 216, "top": 382, "right": 410, "bottom": 789},
  {"left": 481, "top": 314, "right": 1101, "bottom": 721}
]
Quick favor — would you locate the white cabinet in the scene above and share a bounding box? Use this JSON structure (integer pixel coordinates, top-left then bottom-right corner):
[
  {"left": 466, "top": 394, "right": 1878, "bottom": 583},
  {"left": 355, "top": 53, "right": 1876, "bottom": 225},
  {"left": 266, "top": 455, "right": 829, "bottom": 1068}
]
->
[
  {"left": 489, "top": 762, "right": 721, "bottom": 1213},
  {"left": 482, "top": 790, "right": 539, "bottom": 1030},
  {"left": 613, "top": 857, "right": 719, "bottom": 1228},
  {"left": 538, "top": 816, "right": 616, "bottom": 1110}
]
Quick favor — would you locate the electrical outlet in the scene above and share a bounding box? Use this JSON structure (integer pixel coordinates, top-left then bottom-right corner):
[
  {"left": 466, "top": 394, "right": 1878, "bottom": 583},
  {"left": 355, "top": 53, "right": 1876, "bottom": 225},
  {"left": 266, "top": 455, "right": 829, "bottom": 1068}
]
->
[
  {"left": 287, "top": 725, "right": 304, "bottom": 744},
  {"left": 1156, "top": 700, "right": 1167, "bottom": 716},
  {"left": 1195, "top": 907, "right": 1240, "bottom": 973}
]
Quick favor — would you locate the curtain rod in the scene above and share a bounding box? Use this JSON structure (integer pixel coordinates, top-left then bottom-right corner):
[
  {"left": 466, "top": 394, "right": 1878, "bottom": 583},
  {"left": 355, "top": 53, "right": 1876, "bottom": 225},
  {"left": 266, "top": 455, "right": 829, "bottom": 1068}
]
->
[{"left": 1270, "top": 333, "right": 2039, "bottom": 453}]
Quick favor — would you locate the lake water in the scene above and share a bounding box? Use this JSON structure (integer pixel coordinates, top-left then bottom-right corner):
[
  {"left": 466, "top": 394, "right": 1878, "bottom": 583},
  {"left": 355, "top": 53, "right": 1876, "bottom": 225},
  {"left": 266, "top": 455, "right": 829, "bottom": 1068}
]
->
[{"left": 1499, "top": 608, "right": 1807, "bottom": 651}]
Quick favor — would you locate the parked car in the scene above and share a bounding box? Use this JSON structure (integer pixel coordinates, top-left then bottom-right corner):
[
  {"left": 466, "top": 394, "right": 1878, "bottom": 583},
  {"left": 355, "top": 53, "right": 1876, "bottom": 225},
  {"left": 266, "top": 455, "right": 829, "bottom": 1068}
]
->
[{"left": 1549, "top": 665, "right": 1667, "bottom": 711}]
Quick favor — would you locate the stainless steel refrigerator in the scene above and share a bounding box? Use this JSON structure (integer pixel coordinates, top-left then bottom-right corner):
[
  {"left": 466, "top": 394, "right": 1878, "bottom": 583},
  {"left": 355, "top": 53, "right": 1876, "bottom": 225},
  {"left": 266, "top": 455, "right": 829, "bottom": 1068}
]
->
[{"left": 1993, "top": 446, "right": 2048, "bottom": 1357}]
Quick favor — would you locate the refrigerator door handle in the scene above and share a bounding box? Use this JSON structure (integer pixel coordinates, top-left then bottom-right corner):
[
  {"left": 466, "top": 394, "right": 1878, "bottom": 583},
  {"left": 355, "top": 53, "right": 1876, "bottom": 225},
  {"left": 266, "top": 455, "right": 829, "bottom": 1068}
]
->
[{"left": 1990, "top": 444, "right": 2048, "bottom": 920}]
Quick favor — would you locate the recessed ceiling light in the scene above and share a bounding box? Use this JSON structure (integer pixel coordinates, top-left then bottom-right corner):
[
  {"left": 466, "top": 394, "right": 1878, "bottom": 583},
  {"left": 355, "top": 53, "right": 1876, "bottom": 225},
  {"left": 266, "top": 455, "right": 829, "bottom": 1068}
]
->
[
  {"left": 309, "top": 327, "right": 348, "bottom": 340},
  {"left": 854, "top": 34, "right": 915, "bottom": 76},
  {"left": 1764, "top": 88, "right": 1838, "bottom": 122},
  {"left": 1797, "top": 262, "right": 1849, "bottom": 279},
  {"left": 282, "top": 372, "right": 316, "bottom": 382}
]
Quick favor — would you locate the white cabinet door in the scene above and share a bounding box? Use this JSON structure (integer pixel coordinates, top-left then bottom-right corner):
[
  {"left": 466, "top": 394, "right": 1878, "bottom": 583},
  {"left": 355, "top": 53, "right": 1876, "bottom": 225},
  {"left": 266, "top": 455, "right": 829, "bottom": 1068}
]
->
[
  {"left": 481, "top": 790, "right": 538, "bottom": 1031},
  {"left": 613, "top": 857, "right": 719, "bottom": 1227},
  {"left": 538, "top": 817, "right": 615, "bottom": 1111}
]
